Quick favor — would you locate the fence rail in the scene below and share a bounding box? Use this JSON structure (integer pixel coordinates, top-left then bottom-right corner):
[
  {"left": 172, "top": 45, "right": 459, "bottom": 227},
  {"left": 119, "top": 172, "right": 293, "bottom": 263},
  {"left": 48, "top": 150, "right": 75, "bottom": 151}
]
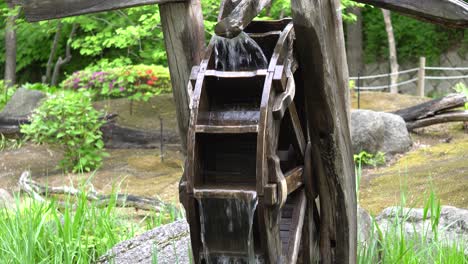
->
[{"left": 350, "top": 57, "right": 468, "bottom": 96}]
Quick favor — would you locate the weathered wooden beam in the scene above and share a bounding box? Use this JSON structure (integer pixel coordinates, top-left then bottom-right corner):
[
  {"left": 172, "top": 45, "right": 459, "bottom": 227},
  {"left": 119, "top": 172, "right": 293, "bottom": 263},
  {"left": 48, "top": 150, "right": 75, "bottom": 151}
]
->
[
  {"left": 14, "top": 0, "right": 186, "bottom": 22},
  {"left": 392, "top": 93, "right": 467, "bottom": 122},
  {"left": 291, "top": 0, "right": 357, "bottom": 262},
  {"left": 407, "top": 111, "right": 468, "bottom": 130},
  {"left": 159, "top": 0, "right": 205, "bottom": 153},
  {"left": 353, "top": 0, "right": 468, "bottom": 28}
]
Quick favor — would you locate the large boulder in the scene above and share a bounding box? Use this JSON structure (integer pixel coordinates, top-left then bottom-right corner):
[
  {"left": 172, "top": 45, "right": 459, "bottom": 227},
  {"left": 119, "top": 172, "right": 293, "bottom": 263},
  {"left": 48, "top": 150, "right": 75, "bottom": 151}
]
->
[
  {"left": 351, "top": 110, "right": 412, "bottom": 155},
  {"left": 0, "top": 87, "right": 46, "bottom": 122},
  {"left": 376, "top": 206, "right": 468, "bottom": 254},
  {"left": 98, "top": 220, "right": 191, "bottom": 264}
]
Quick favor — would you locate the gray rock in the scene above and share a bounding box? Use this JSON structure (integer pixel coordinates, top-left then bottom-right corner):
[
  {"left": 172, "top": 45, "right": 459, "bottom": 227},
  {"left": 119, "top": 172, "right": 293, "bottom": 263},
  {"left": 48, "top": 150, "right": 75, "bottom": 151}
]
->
[
  {"left": 0, "top": 87, "right": 46, "bottom": 120},
  {"left": 351, "top": 110, "right": 412, "bottom": 155},
  {"left": 357, "top": 206, "right": 373, "bottom": 245},
  {"left": 376, "top": 206, "right": 468, "bottom": 254},
  {"left": 98, "top": 220, "right": 191, "bottom": 264},
  {"left": 0, "top": 188, "right": 13, "bottom": 208},
  {"left": 351, "top": 110, "right": 385, "bottom": 154},
  {"left": 380, "top": 112, "right": 412, "bottom": 155}
]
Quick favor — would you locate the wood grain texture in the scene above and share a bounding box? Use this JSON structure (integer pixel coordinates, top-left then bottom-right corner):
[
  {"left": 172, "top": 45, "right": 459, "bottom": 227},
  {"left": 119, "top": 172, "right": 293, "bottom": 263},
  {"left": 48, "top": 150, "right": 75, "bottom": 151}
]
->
[
  {"left": 392, "top": 93, "right": 467, "bottom": 122},
  {"left": 407, "top": 111, "right": 468, "bottom": 130},
  {"left": 354, "top": 0, "right": 468, "bottom": 28},
  {"left": 291, "top": 0, "right": 357, "bottom": 262},
  {"left": 16, "top": 0, "right": 184, "bottom": 22},
  {"left": 159, "top": 0, "right": 205, "bottom": 153}
]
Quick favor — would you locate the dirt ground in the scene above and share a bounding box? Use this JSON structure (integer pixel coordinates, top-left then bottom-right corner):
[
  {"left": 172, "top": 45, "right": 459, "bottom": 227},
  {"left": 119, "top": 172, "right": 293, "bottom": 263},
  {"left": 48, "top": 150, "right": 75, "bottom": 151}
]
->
[
  {"left": 1, "top": 92, "right": 466, "bottom": 216},
  {"left": 353, "top": 92, "right": 468, "bottom": 215}
]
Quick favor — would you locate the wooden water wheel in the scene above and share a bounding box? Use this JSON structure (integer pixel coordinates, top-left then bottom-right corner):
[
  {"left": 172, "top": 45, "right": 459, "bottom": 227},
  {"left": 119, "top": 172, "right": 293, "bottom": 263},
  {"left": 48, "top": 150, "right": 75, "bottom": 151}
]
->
[{"left": 179, "top": 19, "right": 319, "bottom": 264}]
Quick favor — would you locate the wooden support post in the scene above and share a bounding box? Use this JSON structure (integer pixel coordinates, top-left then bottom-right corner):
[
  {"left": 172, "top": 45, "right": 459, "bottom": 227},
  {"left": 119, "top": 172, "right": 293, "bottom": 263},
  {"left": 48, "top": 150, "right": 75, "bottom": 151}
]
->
[
  {"left": 291, "top": 0, "right": 357, "bottom": 262},
  {"left": 418, "top": 57, "right": 426, "bottom": 98},
  {"left": 159, "top": 0, "right": 205, "bottom": 152}
]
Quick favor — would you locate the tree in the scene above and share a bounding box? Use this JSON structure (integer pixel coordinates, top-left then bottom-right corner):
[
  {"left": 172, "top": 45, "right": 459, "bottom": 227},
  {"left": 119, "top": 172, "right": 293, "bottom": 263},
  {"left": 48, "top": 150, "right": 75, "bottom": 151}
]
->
[
  {"left": 4, "top": 4, "right": 19, "bottom": 87},
  {"left": 346, "top": 7, "right": 363, "bottom": 77},
  {"left": 382, "top": 9, "right": 399, "bottom": 94}
]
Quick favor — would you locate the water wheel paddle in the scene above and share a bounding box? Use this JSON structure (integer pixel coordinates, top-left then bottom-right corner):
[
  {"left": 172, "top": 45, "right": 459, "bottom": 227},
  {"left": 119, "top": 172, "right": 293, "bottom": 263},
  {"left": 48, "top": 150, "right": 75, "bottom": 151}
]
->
[{"left": 179, "top": 19, "right": 319, "bottom": 264}]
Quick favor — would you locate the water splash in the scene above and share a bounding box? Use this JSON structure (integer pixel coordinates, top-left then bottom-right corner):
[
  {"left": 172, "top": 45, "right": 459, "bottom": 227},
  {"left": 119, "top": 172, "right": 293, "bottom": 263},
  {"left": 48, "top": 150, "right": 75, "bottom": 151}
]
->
[
  {"left": 197, "top": 190, "right": 258, "bottom": 263},
  {"left": 213, "top": 32, "right": 268, "bottom": 71}
]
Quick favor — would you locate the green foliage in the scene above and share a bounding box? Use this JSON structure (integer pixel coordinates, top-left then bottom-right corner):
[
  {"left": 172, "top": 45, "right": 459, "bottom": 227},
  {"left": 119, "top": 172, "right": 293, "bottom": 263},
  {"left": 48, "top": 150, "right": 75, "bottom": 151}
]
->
[
  {"left": 354, "top": 151, "right": 386, "bottom": 167},
  {"left": 0, "top": 134, "right": 23, "bottom": 151},
  {"left": 453, "top": 82, "right": 468, "bottom": 110},
  {"left": 362, "top": 7, "right": 466, "bottom": 64},
  {"left": 357, "top": 187, "right": 466, "bottom": 264},
  {"left": 62, "top": 65, "right": 170, "bottom": 101},
  {"left": 20, "top": 91, "right": 106, "bottom": 172},
  {"left": 23, "top": 82, "right": 59, "bottom": 94},
  {"left": 0, "top": 80, "right": 16, "bottom": 111}
]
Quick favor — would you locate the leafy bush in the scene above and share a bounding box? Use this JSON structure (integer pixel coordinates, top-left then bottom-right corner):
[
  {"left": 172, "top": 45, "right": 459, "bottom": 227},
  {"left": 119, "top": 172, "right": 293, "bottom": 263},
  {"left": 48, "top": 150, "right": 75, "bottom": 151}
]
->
[
  {"left": 62, "top": 65, "right": 171, "bottom": 101},
  {"left": 0, "top": 80, "right": 16, "bottom": 111},
  {"left": 22, "top": 82, "right": 59, "bottom": 94},
  {"left": 453, "top": 82, "right": 468, "bottom": 110},
  {"left": 354, "top": 150, "right": 386, "bottom": 167},
  {"left": 21, "top": 91, "right": 106, "bottom": 172}
]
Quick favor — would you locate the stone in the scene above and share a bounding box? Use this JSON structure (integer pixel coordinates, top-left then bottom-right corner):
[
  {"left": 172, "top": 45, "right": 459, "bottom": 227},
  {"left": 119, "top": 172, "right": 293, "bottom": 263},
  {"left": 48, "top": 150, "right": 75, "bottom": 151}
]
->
[
  {"left": 97, "top": 220, "right": 191, "bottom": 264},
  {"left": 376, "top": 206, "right": 468, "bottom": 254},
  {"left": 0, "top": 188, "right": 14, "bottom": 208},
  {"left": 0, "top": 87, "right": 46, "bottom": 120},
  {"left": 380, "top": 112, "right": 412, "bottom": 155},
  {"left": 357, "top": 206, "right": 373, "bottom": 245},
  {"left": 351, "top": 110, "right": 385, "bottom": 154},
  {"left": 351, "top": 110, "right": 412, "bottom": 155}
]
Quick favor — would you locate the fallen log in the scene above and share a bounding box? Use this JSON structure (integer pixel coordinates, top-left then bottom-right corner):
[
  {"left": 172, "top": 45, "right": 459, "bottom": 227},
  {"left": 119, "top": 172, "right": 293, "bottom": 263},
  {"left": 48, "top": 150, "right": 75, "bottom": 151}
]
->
[
  {"left": 392, "top": 93, "right": 467, "bottom": 122},
  {"left": 19, "top": 171, "right": 168, "bottom": 212},
  {"left": 406, "top": 111, "right": 468, "bottom": 130}
]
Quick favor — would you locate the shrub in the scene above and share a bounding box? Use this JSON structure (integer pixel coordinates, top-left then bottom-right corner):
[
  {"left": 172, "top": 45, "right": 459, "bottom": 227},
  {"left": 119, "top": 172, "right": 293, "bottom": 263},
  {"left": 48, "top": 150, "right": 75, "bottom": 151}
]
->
[
  {"left": 0, "top": 80, "right": 17, "bottom": 111},
  {"left": 22, "top": 82, "right": 58, "bottom": 94},
  {"left": 21, "top": 91, "right": 106, "bottom": 172},
  {"left": 62, "top": 65, "right": 171, "bottom": 101},
  {"left": 354, "top": 151, "right": 386, "bottom": 167},
  {"left": 453, "top": 82, "right": 468, "bottom": 110}
]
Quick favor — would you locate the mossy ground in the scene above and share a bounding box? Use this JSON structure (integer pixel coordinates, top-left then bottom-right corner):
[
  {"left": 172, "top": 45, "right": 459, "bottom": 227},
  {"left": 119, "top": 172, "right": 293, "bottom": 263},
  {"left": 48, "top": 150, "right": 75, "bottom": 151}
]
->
[{"left": 353, "top": 92, "right": 468, "bottom": 215}]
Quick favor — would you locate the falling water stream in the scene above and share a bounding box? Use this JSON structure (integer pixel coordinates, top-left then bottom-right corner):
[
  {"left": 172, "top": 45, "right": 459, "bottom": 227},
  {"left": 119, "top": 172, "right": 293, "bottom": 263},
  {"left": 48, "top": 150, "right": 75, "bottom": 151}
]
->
[
  {"left": 196, "top": 190, "right": 259, "bottom": 264},
  {"left": 213, "top": 32, "right": 268, "bottom": 71}
]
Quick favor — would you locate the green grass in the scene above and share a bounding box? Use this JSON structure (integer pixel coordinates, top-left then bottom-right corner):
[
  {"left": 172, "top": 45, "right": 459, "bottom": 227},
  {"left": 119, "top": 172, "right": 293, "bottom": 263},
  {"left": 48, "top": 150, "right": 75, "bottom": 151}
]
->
[
  {"left": 0, "top": 188, "right": 181, "bottom": 264},
  {"left": 356, "top": 165, "right": 468, "bottom": 264}
]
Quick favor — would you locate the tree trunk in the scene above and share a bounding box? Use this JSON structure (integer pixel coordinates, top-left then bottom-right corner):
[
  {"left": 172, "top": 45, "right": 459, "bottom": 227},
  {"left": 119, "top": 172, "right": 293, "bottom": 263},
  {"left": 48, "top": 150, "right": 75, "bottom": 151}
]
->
[
  {"left": 346, "top": 7, "right": 363, "bottom": 77},
  {"left": 43, "top": 21, "right": 63, "bottom": 84},
  {"left": 51, "top": 23, "right": 78, "bottom": 87},
  {"left": 4, "top": 4, "right": 19, "bottom": 88},
  {"left": 382, "top": 9, "right": 399, "bottom": 94},
  {"left": 291, "top": 0, "right": 357, "bottom": 262},
  {"left": 159, "top": 0, "right": 205, "bottom": 153}
]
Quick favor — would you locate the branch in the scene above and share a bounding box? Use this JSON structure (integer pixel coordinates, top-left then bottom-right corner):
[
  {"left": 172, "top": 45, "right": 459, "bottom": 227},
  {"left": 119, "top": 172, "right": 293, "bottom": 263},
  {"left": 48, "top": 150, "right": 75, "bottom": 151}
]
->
[
  {"left": 43, "top": 20, "right": 63, "bottom": 84},
  {"left": 51, "top": 23, "right": 78, "bottom": 87},
  {"left": 19, "top": 171, "right": 167, "bottom": 212}
]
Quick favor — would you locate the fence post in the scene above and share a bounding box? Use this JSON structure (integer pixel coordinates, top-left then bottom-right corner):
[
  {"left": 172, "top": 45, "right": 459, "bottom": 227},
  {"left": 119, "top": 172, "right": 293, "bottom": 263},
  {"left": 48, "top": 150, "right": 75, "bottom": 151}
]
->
[{"left": 417, "top": 57, "right": 426, "bottom": 97}]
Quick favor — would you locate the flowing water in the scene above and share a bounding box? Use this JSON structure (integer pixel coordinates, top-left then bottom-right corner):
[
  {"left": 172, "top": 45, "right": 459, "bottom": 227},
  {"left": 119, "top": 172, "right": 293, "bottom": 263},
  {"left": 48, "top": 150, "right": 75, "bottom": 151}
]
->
[
  {"left": 213, "top": 32, "right": 268, "bottom": 71},
  {"left": 196, "top": 190, "right": 259, "bottom": 264}
]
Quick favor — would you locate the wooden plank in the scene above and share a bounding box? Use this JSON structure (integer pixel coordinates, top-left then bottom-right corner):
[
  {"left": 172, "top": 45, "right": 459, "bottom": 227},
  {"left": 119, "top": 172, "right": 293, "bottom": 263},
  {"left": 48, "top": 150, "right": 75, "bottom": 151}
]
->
[
  {"left": 273, "top": 77, "right": 295, "bottom": 120},
  {"left": 287, "top": 190, "right": 306, "bottom": 264},
  {"left": 353, "top": 0, "right": 468, "bottom": 28},
  {"left": 288, "top": 103, "right": 306, "bottom": 157},
  {"left": 204, "top": 69, "right": 268, "bottom": 78},
  {"left": 159, "top": 0, "right": 205, "bottom": 154},
  {"left": 195, "top": 124, "right": 258, "bottom": 134},
  {"left": 14, "top": 0, "right": 185, "bottom": 22},
  {"left": 284, "top": 166, "right": 304, "bottom": 195},
  {"left": 291, "top": 0, "right": 357, "bottom": 262}
]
